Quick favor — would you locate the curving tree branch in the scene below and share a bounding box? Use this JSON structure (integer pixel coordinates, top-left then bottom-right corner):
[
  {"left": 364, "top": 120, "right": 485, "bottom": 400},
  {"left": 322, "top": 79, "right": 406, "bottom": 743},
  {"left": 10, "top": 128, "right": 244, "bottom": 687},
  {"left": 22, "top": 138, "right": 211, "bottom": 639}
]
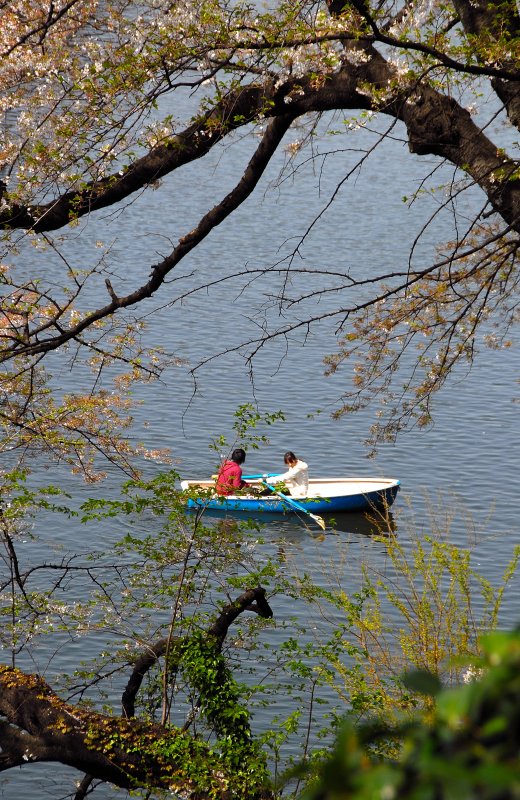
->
[
  {"left": 1, "top": 53, "right": 519, "bottom": 370},
  {"left": 0, "top": 112, "right": 295, "bottom": 362},
  {"left": 1, "top": 0, "right": 519, "bottom": 454},
  {"left": 0, "top": 587, "right": 274, "bottom": 797},
  {"left": 452, "top": 0, "right": 520, "bottom": 130},
  {"left": 122, "top": 587, "right": 273, "bottom": 718}
]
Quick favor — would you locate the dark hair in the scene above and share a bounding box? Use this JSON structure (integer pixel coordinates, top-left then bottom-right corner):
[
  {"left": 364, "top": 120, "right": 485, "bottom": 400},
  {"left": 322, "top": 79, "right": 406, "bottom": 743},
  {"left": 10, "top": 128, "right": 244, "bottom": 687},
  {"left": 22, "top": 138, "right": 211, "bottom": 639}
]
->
[
  {"left": 231, "top": 448, "right": 246, "bottom": 464},
  {"left": 284, "top": 451, "right": 297, "bottom": 465}
]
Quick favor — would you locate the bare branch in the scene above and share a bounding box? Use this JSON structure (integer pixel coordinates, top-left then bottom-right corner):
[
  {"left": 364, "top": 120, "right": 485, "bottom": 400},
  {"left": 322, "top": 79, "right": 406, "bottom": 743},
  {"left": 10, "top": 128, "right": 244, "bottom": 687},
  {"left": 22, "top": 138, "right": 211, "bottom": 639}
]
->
[{"left": 2, "top": 113, "right": 295, "bottom": 361}]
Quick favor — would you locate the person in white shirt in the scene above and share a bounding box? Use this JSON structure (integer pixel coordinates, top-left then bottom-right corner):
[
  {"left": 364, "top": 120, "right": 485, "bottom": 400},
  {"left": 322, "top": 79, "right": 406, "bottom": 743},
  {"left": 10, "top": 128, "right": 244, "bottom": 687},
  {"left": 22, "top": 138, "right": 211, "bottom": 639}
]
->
[{"left": 270, "top": 451, "right": 309, "bottom": 498}]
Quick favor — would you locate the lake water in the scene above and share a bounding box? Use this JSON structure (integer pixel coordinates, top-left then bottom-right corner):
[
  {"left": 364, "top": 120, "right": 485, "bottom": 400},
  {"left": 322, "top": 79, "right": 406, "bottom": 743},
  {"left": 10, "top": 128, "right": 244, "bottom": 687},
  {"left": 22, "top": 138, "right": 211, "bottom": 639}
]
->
[{"left": 1, "top": 95, "right": 519, "bottom": 798}]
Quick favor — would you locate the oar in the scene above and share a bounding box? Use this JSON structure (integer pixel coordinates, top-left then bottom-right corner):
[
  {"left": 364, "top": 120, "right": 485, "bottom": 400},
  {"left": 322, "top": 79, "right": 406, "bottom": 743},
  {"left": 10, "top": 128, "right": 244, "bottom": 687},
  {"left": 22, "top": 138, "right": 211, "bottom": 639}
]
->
[
  {"left": 242, "top": 472, "right": 277, "bottom": 480},
  {"left": 210, "top": 472, "right": 278, "bottom": 480},
  {"left": 262, "top": 480, "right": 326, "bottom": 531}
]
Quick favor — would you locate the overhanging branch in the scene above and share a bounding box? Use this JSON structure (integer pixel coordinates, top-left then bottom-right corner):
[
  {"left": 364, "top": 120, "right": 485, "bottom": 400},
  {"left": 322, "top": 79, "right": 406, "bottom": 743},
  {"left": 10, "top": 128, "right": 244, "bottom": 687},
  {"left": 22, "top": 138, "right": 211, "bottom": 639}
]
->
[
  {"left": 0, "top": 587, "right": 274, "bottom": 797},
  {"left": 1, "top": 113, "right": 295, "bottom": 361}
]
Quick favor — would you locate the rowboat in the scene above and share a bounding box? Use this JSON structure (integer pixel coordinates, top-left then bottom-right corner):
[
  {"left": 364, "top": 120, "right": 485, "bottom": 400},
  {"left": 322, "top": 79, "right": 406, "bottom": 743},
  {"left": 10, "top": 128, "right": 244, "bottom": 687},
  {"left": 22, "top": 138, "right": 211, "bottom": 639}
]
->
[{"left": 180, "top": 477, "right": 400, "bottom": 515}]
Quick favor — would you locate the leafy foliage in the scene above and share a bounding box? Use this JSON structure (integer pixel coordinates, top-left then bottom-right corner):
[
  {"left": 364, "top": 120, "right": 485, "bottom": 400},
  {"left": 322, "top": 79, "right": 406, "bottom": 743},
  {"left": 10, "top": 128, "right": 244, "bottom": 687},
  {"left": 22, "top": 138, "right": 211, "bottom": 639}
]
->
[
  {"left": 302, "top": 629, "right": 520, "bottom": 800},
  {"left": 0, "top": 462, "right": 519, "bottom": 797},
  {"left": 286, "top": 527, "right": 520, "bottom": 733}
]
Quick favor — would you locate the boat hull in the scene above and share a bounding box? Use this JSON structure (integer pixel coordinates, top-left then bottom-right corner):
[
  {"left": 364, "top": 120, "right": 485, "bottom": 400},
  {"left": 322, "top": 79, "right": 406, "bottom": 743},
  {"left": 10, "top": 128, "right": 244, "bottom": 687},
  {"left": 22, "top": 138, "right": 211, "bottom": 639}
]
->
[{"left": 181, "top": 477, "right": 400, "bottom": 515}]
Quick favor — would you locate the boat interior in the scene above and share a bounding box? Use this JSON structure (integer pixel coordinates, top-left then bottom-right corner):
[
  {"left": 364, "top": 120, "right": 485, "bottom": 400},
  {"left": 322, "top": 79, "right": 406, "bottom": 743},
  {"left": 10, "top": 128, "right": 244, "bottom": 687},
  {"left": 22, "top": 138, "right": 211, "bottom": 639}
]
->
[{"left": 180, "top": 477, "right": 399, "bottom": 499}]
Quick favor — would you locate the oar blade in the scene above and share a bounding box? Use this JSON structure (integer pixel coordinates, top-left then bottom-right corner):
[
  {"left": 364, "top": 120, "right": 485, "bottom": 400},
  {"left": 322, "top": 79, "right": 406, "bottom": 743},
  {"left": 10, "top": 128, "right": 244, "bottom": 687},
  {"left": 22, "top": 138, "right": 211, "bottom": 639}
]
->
[
  {"left": 262, "top": 480, "right": 326, "bottom": 531},
  {"left": 311, "top": 514, "right": 326, "bottom": 531}
]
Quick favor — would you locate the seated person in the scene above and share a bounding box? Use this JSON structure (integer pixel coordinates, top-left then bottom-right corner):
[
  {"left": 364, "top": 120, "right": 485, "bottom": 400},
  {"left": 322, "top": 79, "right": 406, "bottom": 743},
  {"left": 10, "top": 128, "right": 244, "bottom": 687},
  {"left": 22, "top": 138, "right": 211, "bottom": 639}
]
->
[
  {"left": 215, "top": 448, "right": 248, "bottom": 496},
  {"left": 270, "top": 451, "right": 309, "bottom": 498}
]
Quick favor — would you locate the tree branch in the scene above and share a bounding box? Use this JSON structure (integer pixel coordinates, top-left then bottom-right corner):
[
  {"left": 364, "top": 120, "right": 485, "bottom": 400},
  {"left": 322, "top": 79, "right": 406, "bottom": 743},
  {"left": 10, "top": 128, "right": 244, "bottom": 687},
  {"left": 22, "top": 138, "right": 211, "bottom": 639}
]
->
[
  {"left": 0, "top": 1, "right": 85, "bottom": 58},
  {"left": 0, "top": 589, "right": 274, "bottom": 795},
  {"left": 0, "top": 85, "right": 282, "bottom": 233},
  {"left": 1, "top": 113, "right": 296, "bottom": 360},
  {"left": 453, "top": 0, "right": 520, "bottom": 130},
  {"left": 121, "top": 587, "right": 273, "bottom": 718},
  {"left": 2, "top": 56, "right": 519, "bottom": 371}
]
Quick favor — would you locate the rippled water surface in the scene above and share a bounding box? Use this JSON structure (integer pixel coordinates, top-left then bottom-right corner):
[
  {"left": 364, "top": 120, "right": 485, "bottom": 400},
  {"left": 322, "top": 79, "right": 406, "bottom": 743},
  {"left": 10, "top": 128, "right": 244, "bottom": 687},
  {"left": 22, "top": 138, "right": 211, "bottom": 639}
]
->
[{"left": 2, "top": 105, "right": 519, "bottom": 798}]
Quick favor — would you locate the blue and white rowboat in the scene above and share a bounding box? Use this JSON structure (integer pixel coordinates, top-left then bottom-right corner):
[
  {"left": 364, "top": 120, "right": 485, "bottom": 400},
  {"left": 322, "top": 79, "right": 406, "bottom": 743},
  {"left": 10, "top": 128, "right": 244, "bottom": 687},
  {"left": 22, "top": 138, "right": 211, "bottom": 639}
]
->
[{"left": 180, "top": 477, "right": 400, "bottom": 515}]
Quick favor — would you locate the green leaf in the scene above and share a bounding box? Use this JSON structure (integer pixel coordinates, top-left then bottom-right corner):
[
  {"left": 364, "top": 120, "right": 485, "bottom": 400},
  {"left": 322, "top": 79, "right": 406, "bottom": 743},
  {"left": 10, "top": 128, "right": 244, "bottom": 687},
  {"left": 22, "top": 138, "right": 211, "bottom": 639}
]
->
[{"left": 403, "top": 669, "right": 442, "bottom": 697}]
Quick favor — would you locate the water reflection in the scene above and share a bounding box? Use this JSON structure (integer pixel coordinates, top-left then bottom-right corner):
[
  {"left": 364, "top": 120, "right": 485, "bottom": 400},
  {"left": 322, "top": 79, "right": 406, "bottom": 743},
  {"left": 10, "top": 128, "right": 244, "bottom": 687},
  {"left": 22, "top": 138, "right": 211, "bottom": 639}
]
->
[
  {"left": 324, "top": 508, "right": 396, "bottom": 536},
  {"left": 193, "top": 506, "right": 397, "bottom": 538}
]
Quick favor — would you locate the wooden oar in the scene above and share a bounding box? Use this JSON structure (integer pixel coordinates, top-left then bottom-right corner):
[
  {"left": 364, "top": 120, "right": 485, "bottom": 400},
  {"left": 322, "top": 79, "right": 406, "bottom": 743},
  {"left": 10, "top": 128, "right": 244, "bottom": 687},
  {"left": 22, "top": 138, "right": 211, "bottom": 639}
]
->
[{"left": 262, "top": 481, "right": 326, "bottom": 531}]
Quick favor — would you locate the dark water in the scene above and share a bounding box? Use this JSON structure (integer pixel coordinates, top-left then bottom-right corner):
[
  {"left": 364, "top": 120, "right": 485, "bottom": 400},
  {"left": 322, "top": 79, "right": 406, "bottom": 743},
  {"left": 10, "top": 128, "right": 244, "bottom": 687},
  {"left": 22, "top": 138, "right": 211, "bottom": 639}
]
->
[{"left": 1, "top": 100, "right": 519, "bottom": 798}]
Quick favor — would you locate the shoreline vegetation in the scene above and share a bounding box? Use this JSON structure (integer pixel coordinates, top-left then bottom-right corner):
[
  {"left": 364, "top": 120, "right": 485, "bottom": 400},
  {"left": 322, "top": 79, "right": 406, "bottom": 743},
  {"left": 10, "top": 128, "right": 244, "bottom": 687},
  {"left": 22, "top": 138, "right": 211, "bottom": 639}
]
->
[
  {"left": 1, "top": 467, "right": 519, "bottom": 798},
  {"left": 1, "top": 0, "right": 519, "bottom": 796}
]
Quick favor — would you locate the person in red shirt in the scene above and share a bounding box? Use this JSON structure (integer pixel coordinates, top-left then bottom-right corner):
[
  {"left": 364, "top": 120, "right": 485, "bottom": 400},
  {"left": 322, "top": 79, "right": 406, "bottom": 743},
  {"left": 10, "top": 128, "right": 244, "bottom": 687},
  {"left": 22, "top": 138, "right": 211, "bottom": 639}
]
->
[{"left": 215, "top": 448, "right": 249, "bottom": 496}]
